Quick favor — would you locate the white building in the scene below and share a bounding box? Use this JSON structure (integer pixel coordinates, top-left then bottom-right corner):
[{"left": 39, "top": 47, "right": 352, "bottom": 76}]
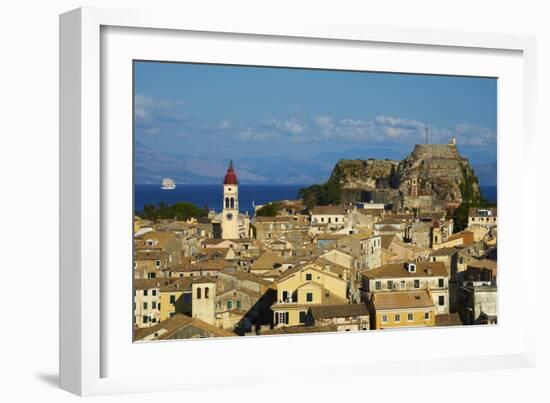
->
[
  {"left": 310, "top": 205, "right": 346, "bottom": 230},
  {"left": 468, "top": 207, "right": 497, "bottom": 228}
]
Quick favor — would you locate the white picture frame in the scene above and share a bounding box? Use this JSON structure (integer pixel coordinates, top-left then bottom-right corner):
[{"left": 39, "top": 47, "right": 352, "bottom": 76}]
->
[{"left": 59, "top": 6, "right": 537, "bottom": 396}]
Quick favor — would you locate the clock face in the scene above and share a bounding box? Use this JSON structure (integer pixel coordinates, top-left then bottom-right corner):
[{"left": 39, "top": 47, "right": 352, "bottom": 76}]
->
[{"left": 226, "top": 213, "right": 233, "bottom": 221}]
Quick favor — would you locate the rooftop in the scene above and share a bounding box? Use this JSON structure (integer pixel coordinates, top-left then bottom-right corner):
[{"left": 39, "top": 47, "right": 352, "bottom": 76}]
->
[
  {"left": 135, "top": 251, "right": 169, "bottom": 261},
  {"left": 372, "top": 290, "right": 434, "bottom": 311},
  {"left": 362, "top": 261, "right": 448, "bottom": 279},
  {"left": 311, "top": 205, "right": 345, "bottom": 215},
  {"left": 309, "top": 303, "right": 369, "bottom": 320},
  {"left": 134, "top": 314, "right": 235, "bottom": 341},
  {"left": 250, "top": 251, "right": 285, "bottom": 271}
]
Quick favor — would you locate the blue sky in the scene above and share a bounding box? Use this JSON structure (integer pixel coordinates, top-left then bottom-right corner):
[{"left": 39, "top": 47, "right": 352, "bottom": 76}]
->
[{"left": 134, "top": 61, "right": 497, "bottom": 185}]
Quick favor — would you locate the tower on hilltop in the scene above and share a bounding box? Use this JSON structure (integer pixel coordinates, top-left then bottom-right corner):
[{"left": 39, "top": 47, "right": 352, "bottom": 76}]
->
[{"left": 221, "top": 160, "right": 239, "bottom": 239}]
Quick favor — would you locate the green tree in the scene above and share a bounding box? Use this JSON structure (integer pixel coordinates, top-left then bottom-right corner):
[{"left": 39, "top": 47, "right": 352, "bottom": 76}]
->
[
  {"left": 298, "top": 176, "right": 342, "bottom": 209},
  {"left": 137, "top": 202, "right": 207, "bottom": 222},
  {"left": 451, "top": 166, "right": 495, "bottom": 232},
  {"left": 255, "top": 202, "right": 281, "bottom": 217}
]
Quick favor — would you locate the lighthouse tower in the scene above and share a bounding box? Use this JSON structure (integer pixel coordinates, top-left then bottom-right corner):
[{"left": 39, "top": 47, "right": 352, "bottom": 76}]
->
[{"left": 221, "top": 160, "right": 239, "bottom": 239}]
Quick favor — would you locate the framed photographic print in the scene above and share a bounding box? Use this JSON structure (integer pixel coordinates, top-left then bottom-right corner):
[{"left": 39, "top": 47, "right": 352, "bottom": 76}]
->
[{"left": 60, "top": 6, "right": 537, "bottom": 396}]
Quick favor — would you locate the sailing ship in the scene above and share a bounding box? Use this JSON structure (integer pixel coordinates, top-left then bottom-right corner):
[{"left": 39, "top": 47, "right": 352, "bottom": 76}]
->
[{"left": 161, "top": 177, "right": 176, "bottom": 190}]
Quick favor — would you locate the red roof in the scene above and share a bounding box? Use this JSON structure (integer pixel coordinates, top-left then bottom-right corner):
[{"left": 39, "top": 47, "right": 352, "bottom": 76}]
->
[{"left": 223, "top": 160, "right": 238, "bottom": 185}]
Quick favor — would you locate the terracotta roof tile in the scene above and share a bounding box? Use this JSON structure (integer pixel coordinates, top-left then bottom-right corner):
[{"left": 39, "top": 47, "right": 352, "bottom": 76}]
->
[{"left": 372, "top": 291, "right": 434, "bottom": 311}]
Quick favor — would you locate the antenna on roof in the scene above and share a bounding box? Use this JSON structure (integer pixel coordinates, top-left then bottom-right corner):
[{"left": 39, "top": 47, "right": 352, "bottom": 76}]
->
[{"left": 425, "top": 125, "right": 429, "bottom": 144}]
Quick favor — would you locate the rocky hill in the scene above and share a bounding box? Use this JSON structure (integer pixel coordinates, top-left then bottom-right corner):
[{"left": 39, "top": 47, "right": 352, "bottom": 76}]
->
[
  {"left": 302, "top": 141, "right": 483, "bottom": 210},
  {"left": 329, "top": 159, "right": 399, "bottom": 190},
  {"left": 397, "top": 144, "right": 481, "bottom": 206}
]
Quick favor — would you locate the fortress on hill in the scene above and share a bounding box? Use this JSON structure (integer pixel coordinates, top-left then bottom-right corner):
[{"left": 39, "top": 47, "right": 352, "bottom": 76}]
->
[{"left": 327, "top": 137, "right": 481, "bottom": 211}]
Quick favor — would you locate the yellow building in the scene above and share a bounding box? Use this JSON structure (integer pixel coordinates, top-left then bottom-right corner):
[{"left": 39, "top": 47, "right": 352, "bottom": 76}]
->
[
  {"left": 371, "top": 290, "right": 435, "bottom": 329},
  {"left": 271, "top": 259, "right": 350, "bottom": 327},
  {"left": 361, "top": 261, "right": 450, "bottom": 315},
  {"left": 133, "top": 279, "right": 167, "bottom": 328},
  {"left": 134, "top": 250, "right": 170, "bottom": 279},
  {"left": 159, "top": 278, "right": 193, "bottom": 321}
]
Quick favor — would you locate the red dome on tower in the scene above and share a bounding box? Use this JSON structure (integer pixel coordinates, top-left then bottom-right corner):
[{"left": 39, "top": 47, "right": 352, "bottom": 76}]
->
[{"left": 223, "top": 160, "right": 238, "bottom": 185}]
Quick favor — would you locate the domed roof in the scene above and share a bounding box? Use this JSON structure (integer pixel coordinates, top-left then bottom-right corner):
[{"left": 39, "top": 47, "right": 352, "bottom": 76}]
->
[{"left": 223, "top": 160, "right": 238, "bottom": 185}]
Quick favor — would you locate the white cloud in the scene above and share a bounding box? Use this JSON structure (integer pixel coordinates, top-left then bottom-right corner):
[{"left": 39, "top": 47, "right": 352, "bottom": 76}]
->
[
  {"left": 454, "top": 123, "right": 496, "bottom": 146},
  {"left": 265, "top": 118, "right": 306, "bottom": 134},
  {"left": 218, "top": 120, "right": 232, "bottom": 129},
  {"left": 143, "top": 128, "right": 161, "bottom": 136},
  {"left": 314, "top": 115, "right": 333, "bottom": 127},
  {"left": 134, "top": 94, "right": 184, "bottom": 123},
  {"left": 309, "top": 115, "right": 494, "bottom": 146},
  {"left": 237, "top": 128, "right": 280, "bottom": 142}
]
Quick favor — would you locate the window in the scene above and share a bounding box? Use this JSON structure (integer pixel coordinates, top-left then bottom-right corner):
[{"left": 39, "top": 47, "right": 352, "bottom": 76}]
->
[
  {"left": 143, "top": 316, "right": 149, "bottom": 323},
  {"left": 381, "top": 314, "right": 388, "bottom": 323},
  {"left": 143, "top": 302, "right": 148, "bottom": 310},
  {"left": 400, "top": 280, "right": 406, "bottom": 289},
  {"left": 335, "top": 217, "right": 338, "bottom": 222},
  {"left": 230, "top": 197, "right": 235, "bottom": 208},
  {"left": 225, "top": 197, "right": 229, "bottom": 208},
  {"left": 148, "top": 272, "right": 156, "bottom": 279},
  {"left": 387, "top": 280, "right": 393, "bottom": 290},
  {"left": 282, "top": 290, "right": 288, "bottom": 302},
  {"left": 408, "top": 313, "right": 414, "bottom": 321},
  {"left": 321, "top": 217, "right": 324, "bottom": 222},
  {"left": 305, "top": 273, "right": 312, "bottom": 281},
  {"left": 152, "top": 290, "right": 157, "bottom": 296},
  {"left": 395, "top": 314, "right": 401, "bottom": 323},
  {"left": 152, "top": 302, "right": 157, "bottom": 309},
  {"left": 170, "top": 295, "right": 176, "bottom": 304},
  {"left": 236, "top": 300, "right": 241, "bottom": 309},
  {"left": 196, "top": 287, "right": 201, "bottom": 299},
  {"left": 424, "top": 312, "right": 430, "bottom": 320},
  {"left": 146, "top": 240, "right": 154, "bottom": 246},
  {"left": 306, "top": 292, "right": 313, "bottom": 302},
  {"left": 438, "top": 278, "right": 444, "bottom": 287},
  {"left": 414, "top": 279, "right": 420, "bottom": 289},
  {"left": 375, "top": 281, "right": 381, "bottom": 291},
  {"left": 205, "top": 287, "right": 209, "bottom": 299},
  {"left": 276, "top": 311, "right": 288, "bottom": 325},
  {"left": 438, "top": 295, "right": 445, "bottom": 306},
  {"left": 155, "top": 260, "right": 161, "bottom": 268},
  {"left": 143, "top": 289, "right": 148, "bottom": 296},
  {"left": 227, "top": 300, "right": 233, "bottom": 309},
  {"left": 299, "top": 311, "right": 306, "bottom": 324}
]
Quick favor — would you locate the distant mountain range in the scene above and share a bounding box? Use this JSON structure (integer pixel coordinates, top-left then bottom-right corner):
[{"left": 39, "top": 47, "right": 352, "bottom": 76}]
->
[{"left": 134, "top": 141, "right": 497, "bottom": 186}]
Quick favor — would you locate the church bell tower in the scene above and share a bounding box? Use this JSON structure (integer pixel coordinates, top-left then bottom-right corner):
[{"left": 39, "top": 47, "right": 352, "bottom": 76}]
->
[{"left": 221, "top": 160, "right": 239, "bottom": 239}]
